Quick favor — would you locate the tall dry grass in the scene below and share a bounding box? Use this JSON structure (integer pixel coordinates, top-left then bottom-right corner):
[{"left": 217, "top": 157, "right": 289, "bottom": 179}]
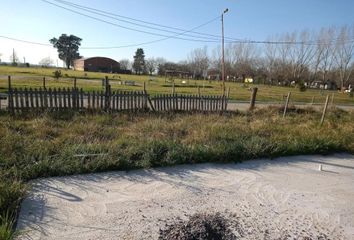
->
[{"left": 0, "top": 107, "right": 353, "bottom": 238}]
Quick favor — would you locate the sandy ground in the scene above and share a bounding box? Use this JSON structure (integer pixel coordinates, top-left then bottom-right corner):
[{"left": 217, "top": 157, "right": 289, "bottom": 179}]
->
[{"left": 16, "top": 154, "right": 354, "bottom": 240}]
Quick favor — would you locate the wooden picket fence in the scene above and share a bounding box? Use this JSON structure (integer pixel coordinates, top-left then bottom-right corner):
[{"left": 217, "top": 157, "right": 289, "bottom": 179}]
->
[
  {"left": 151, "top": 94, "right": 228, "bottom": 112},
  {"left": 8, "top": 87, "right": 85, "bottom": 112},
  {"left": 7, "top": 87, "right": 227, "bottom": 113},
  {"left": 7, "top": 87, "right": 149, "bottom": 113},
  {"left": 105, "top": 90, "right": 149, "bottom": 111}
]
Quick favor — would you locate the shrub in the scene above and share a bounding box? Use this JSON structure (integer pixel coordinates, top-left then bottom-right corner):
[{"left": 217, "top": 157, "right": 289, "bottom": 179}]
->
[
  {"left": 159, "top": 212, "right": 237, "bottom": 240},
  {"left": 53, "top": 70, "right": 62, "bottom": 80},
  {"left": 298, "top": 81, "right": 306, "bottom": 92}
]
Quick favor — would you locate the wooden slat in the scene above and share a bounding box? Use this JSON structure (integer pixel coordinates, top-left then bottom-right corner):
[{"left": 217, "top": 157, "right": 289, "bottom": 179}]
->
[
  {"left": 24, "top": 88, "right": 29, "bottom": 110},
  {"left": 63, "top": 88, "right": 67, "bottom": 109},
  {"left": 19, "top": 88, "right": 24, "bottom": 111},
  {"left": 58, "top": 88, "right": 62, "bottom": 110},
  {"left": 29, "top": 88, "right": 34, "bottom": 108},
  {"left": 80, "top": 88, "right": 84, "bottom": 110}
]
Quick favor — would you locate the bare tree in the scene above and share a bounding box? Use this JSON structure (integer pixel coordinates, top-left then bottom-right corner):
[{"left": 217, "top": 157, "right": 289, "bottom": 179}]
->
[
  {"left": 146, "top": 58, "right": 157, "bottom": 75},
  {"left": 333, "top": 25, "right": 354, "bottom": 90},
  {"left": 314, "top": 27, "right": 336, "bottom": 83},
  {"left": 188, "top": 46, "right": 209, "bottom": 79},
  {"left": 155, "top": 57, "right": 167, "bottom": 75},
  {"left": 287, "top": 31, "right": 316, "bottom": 83},
  {"left": 273, "top": 33, "right": 296, "bottom": 83},
  {"left": 119, "top": 59, "right": 131, "bottom": 70},
  {"left": 210, "top": 46, "right": 221, "bottom": 72},
  {"left": 39, "top": 57, "right": 54, "bottom": 67},
  {"left": 228, "top": 42, "right": 259, "bottom": 80},
  {"left": 264, "top": 37, "right": 279, "bottom": 84}
]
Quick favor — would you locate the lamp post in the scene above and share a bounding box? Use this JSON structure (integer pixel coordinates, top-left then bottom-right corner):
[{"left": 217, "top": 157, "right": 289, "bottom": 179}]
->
[{"left": 221, "top": 8, "right": 228, "bottom": 96}]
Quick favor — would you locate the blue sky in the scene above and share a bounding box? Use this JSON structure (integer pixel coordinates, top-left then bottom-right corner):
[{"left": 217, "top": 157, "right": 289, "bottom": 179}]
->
[{"left": 1, "top": 0, "right": 353, "bottom": 65}]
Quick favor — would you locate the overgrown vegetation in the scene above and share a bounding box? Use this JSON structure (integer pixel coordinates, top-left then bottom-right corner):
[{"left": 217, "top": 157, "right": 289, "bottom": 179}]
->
[{"left": 0, "top": 107, "right": 354, "bottom": 238}]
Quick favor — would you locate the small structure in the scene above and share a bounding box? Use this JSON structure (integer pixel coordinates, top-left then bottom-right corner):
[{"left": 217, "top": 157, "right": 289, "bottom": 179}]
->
[
  {"left": 324, "top": 81, "right": 337, "bottom": 90},
  {"left": 207, "top": 69, "right": 220, "bottom": 81},
  {"left": 164, "top": 70, "right": 192, "bottom": 83},
  {"left": 74, "top": 57, "right": 120, "bottom": 73},
  {"left": 244, "top": 77, "right": 253, "bottom": 83},
  {"left": 310, "top": 80, "right": 337, "bottom": 90}
]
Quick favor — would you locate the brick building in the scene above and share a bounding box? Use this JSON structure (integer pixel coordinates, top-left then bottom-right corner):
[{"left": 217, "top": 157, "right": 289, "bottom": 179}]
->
[{"left": 74, "top": 57, "right": 120, "bottom": 73}]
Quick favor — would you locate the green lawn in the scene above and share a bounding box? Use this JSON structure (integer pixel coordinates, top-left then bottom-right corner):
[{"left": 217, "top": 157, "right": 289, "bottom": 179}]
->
[{"left": 1, "top": 65, "right": 354, "bottom": 105}]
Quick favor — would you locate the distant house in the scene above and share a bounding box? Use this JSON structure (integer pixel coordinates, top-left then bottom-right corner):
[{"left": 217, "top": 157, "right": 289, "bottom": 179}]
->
[
  {"left": 324, "top": 81, "right": 337, "bottom": 90},
  {"left": 310, "top": 80, "right": 337, "bottom": 90},
  {"left": 74, "top": 57, "right": 120, "bottom": 73}
]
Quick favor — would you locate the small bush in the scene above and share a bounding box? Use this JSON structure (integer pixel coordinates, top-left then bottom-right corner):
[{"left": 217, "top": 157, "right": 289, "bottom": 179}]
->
[
  {"left": 159, "top": 212, "right": 238, "bottom": 240},
  {"left": 298, "top": 81, "right": 306, "bottom": 92},
  {"left": 53, "top": 70, "right": 62, "bottom": 80}
]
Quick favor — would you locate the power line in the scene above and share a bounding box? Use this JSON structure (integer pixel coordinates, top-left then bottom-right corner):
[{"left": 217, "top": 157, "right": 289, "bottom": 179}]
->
[
  {"left": 51, "top": 0, "right": 243, "bottom": 42},
  {"left": 230, "top": 37, "right": 354, "bottom": 46},
  {"left": 0, "top": 35, "right": 52, "bottom": 47},
  {"left": 51, "top": 0, "right": 223, "bottom": 42},
  {"left": 51, "top": 0, "right": 354, "bottom": 46},
  {"left": 2, "top": 33, "right": 354, "bottom": 52},
  {"left": 40, "top": 0, "right": 221, "bottom": 43},
  {"left": 38, "top": 0, "right": 354, "bottom": 47}
]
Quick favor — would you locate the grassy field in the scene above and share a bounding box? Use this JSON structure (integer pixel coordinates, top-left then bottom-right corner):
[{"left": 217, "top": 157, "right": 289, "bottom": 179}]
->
[
  {"left": 1, "top": 66, "right": 354, "bottom": 105},
  {"left": 1, "top": 106, "right": 354, "bottom": 239}
]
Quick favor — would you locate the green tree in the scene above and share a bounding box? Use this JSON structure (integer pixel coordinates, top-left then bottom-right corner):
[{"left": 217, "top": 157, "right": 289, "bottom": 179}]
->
[
  {"left": 50, "top": 34, "right": 82, "bottom": 69},
  {"left": 133, "top": 48, "right": 146, "bottom": 74}
]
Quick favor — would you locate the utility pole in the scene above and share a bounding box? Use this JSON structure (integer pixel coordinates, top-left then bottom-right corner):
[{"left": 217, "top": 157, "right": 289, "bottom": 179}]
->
[
  {"left": 221, "top": 8, "right": 229, "bottom": 96},
  {"left": 12, "top": 48, "right": 15, "bottom": 64}
]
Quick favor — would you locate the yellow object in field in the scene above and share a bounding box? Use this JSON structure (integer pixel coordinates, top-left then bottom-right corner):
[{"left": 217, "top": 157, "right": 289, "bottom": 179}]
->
[{"left": 245, "top": 78, "right": 253, "bottom": 83}]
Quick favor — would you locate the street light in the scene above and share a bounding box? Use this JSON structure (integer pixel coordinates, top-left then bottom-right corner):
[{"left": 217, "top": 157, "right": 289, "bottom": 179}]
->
[{"left": 221, "top": 8, "right": 228, "bottom": 96}]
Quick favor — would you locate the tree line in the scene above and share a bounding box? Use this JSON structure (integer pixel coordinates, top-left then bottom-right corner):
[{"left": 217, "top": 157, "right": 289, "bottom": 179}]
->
[
  {"left": 42, "top": 25, "right": 354, "bottom": 90},
  {"left": 126, "top": 25, "right": 354, "bottom": 90}
]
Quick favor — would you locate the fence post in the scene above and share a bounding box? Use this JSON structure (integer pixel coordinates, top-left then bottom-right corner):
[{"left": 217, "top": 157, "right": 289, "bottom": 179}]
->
[
  {"left": 145, "top": 84, "right": 155, "bottom": 112},
  {"left": 104, "top": 76, "right": 111, "bottom": 111},
  {"left": 330, "top": 93, "right": 335, "bottom": 108},
  {"left": 320, "top": 95, "right": 330, "bottom": 126},
  {"left": 249, "top": 87, "right": 258, "bottom": 111},
  {"left": 311, "top": 96, "right": 315, "bottom": 105},
  {"left": 43, "top": 77, "right": 46, "bottom": 89},
  {"left": 283, "top": 92, "right": 291, "bottom": 118},
  {"left": 8, "top": 76, "right": 13, "bottom": 113},
  {"left": 8, "top": 76, "right": 11, "bottom": 90},
  {"left": 74, "top": 77, "right": 77, "bottom": 89}
]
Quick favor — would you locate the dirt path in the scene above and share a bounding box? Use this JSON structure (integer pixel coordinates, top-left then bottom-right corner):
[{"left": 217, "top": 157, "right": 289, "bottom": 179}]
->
[{"left": 16, "top": 154, "right": 354, "bottom": 239}]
